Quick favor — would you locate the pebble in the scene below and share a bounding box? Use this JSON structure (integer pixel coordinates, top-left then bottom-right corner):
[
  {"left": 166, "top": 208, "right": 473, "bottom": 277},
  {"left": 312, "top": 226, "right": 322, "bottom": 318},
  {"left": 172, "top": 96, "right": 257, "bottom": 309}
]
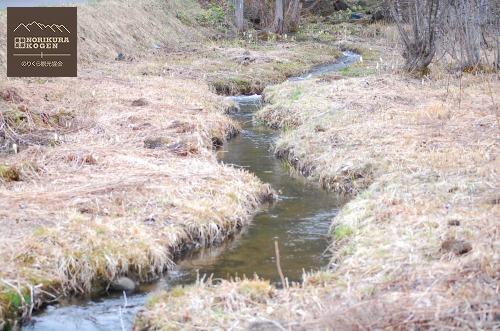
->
[{"left": 110, "top": 277, "right": 136, "bottom": 292}]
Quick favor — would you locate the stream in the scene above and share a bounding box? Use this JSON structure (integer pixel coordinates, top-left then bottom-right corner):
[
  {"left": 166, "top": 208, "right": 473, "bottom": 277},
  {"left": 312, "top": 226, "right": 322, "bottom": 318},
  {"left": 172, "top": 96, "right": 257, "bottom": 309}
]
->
[{"left": 24, "top": 51, "right": 360, "bottom": 331}]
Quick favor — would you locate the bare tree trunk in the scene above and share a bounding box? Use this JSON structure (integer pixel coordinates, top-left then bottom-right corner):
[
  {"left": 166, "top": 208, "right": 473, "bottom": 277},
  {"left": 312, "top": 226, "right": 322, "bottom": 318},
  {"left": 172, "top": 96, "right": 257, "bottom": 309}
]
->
[
  {"left": 496, "top": 36, "right": 500, "bottom": 69},
  {"left": 447, "top": 0, "right": 481, "bottom": 69},
  {"left": 389, "top": 0, "right": 444, "bottom": 73},
  {"left": 285, "top": 0, "right": 302, "bottom": 32},
  {"left": 235, "top": 0, "right": 244, "bottom": 32},
  {"left": 274, "top": 0, "right": 284, "bottom": 34}
]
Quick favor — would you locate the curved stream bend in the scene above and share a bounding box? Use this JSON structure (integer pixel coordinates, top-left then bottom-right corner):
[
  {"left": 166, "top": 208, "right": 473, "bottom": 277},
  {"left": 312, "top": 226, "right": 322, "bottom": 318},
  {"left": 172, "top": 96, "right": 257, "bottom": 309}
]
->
[{"left": 24, "top": 51, "right": 360, "bottom": 331}]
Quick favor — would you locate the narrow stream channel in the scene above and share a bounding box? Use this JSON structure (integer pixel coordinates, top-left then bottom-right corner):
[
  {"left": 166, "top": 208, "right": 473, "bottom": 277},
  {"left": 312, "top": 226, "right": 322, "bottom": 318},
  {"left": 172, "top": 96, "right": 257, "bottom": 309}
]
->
[{"left": 24, "top": 51, "right": 360, "bottom": 331}]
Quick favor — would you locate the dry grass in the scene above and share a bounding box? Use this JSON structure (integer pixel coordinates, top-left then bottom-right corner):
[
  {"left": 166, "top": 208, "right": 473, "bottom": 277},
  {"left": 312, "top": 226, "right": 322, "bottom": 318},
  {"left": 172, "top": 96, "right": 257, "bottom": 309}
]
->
[
  {"left": 0, "top": 67, "right": 274, "bottom": 328},
  {"left": 135, "top": 24, "right": 499, "bottom": 330},
  {"left": 129, "top": 38, "right": 342, "bottom": 96},
  {"left": 2, "top": 1, "right": 497, "bottom": 327},
  {"left": 134, "top": 277, "right": 277, "bottom": 330}
]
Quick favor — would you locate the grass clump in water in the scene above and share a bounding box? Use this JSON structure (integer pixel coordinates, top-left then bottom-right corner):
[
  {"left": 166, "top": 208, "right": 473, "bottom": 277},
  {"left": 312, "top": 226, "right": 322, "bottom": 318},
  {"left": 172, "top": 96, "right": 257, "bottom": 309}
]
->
[{"left": 211, "top": 77, "right": 256, "bottom": 95}]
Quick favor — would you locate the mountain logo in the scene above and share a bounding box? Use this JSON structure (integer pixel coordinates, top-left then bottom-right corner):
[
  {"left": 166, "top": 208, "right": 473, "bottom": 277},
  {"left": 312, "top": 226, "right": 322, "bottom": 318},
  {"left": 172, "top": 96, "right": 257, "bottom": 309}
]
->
[
  {"left": 14, "top": 21, "right": 71, "bottom": 34},
  {"left": 7, "top": 7, "right": 77, "bottom": 77}
]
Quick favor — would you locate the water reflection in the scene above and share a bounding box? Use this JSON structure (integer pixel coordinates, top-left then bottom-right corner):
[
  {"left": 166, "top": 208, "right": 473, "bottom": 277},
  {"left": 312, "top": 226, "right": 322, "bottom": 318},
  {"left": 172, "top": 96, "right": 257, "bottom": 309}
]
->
[{"left": 174, "top": 96, "right": 342, "bottom": 284}]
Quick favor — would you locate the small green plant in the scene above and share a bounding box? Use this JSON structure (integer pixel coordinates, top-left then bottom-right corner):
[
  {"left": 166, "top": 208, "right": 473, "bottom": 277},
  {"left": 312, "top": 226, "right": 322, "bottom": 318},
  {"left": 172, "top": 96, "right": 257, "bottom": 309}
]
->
[
  {"left": 339, "top": 64, "right": 376, "bottom": 77},
  {"left": 333, "top": 224, "right": 354, "bottom": 241},
  {"left": 175, "top": 11, "right": 192, "bottom": 26},
  {"left": 289, "top": 87, "right": 303, "bottom": 101},
  {"left": 33, "top": 227, "right": 47, "bottom": 237},
  {"left": 169, "top": 286, "right": 185, "bottom": 298},
  {"left": 95, "top": 226, "right": 107, "bottom": 235},
  {"left": 196, "top": 4, "right": 225, "bottom": 27},
  {"left": 1, "top": 290, "right": 30, "bottom": 310}
]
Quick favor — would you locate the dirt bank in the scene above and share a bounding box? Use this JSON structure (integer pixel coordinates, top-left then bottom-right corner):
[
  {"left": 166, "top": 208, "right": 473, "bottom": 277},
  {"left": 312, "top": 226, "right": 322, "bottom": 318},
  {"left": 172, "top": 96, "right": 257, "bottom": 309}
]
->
[{"left": 135, "top": 23, "right": 499, "bottom": 330}]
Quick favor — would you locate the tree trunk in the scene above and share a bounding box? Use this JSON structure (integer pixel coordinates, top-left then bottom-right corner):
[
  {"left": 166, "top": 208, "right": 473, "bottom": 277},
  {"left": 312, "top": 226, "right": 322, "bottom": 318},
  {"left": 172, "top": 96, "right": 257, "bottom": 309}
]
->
[
  {"left": 274, "top": 0, "right": 284, "bottom": 34},
  {"left": 235, "top": 0, "right": 244, "bottom": 32},
  {"left": 389, "top": 0, "right": 443, "bottom": 74},
  {"left": 285, "top": 0, "right": 302, "bottom": 32},
  {"left": 496, "top": 37, "right": 500, "bottom": 69}
]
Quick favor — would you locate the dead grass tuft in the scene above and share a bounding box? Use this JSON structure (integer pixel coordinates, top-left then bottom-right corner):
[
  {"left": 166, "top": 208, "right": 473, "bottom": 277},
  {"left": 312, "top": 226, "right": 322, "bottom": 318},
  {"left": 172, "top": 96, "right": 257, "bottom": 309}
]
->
[
  {"left": 0, "top": 88, "right": 89, "bottom": 155},
  {"left": 415, "top": 102, "right": 451, "bottom": 122},
  {"left": 0, "top": 164, "right": 20, "bottom": 182},
  {"left": 135, "top": 277, "right": 277, "bottom": 330}
]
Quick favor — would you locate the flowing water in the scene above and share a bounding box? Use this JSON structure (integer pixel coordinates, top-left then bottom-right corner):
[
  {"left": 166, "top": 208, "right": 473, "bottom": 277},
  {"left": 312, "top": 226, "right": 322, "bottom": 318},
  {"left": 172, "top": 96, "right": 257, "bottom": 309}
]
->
[
  {"left": 24, "top": 51, "right": 359, "bottom": 331},
  {"left": 290, "top": 50, "right": 360, "bottom": 81}
]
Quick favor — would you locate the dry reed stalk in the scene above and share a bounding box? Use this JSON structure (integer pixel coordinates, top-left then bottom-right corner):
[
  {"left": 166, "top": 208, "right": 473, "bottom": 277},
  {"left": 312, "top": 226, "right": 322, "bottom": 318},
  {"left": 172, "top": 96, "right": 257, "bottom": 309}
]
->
[{"left": 273, "top": 237, "right": 287, "bottom": 288}]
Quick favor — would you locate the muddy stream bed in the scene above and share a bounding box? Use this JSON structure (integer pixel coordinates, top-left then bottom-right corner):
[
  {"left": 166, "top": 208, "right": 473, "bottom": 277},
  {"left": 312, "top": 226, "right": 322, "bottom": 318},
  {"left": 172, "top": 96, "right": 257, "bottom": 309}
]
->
[{"left": 24, "top": 51, "right": 360, "bottom": 330}]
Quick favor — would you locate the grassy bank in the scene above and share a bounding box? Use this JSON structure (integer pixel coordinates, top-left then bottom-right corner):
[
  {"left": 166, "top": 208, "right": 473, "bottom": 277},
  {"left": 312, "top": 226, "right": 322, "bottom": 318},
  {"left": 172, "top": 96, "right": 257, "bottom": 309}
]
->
[
  {"left": 135, "top": 23, "right": 499, "bottom": 330},
  {"left": 0, "top": 70, "right": 274, "bottom": 328},
  {"left": 144, "top": 39, "right": 342, "bottom": 95}
]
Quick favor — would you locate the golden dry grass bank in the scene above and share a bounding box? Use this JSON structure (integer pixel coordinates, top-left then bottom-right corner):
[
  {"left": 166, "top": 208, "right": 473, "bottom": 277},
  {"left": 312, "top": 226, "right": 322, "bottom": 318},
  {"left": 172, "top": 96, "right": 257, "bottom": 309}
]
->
[
  {"left": 0, "top": 64, "right": 274, "bottom": 329},
  {"left": 134, "top": 27, "right": 499, "bottom": 330}
]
